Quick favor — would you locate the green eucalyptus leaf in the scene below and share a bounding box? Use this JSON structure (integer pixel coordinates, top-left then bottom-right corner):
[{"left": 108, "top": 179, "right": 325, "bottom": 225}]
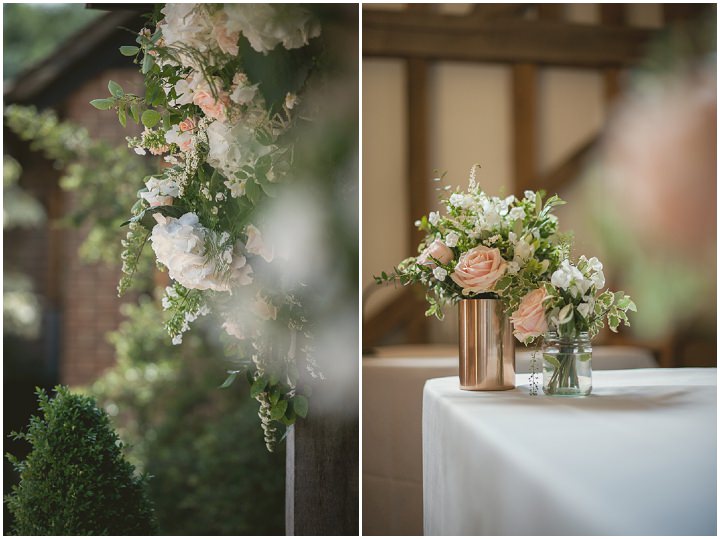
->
[
  {"left": 141, "top": 110, "right": 161, "bottom": 128},
  {"left": 90, "top": 98, "right": 115, "bottom": 110},
  {"left": 270, "top": 399, "right": 288, "bottom": 421},
  {"left": 294, "top": 395, "right": 309, "bottom": 419},
  {"left": 119, "top": 45, "right": 140, "bottom": 56},
  {"left": 108, "top": 80, "right": 124, "bottom": 97}
]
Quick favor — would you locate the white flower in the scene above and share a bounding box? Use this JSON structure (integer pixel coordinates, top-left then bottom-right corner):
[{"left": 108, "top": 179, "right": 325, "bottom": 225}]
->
[
  {"left": 445, "top": 231, "right": 460, "bottom": 248},
  {"left": 172, "top": 334, "right": 183, "bottom": 345},
  {"left": 206, "top": 120, "right": 271, "bottom": 180},
  {"left": 428, "top": 211, "right": 440, "bottom": 226},
  {"left": 586, "top": 256, "right": 603, "bottom": 273},
  {"left": 513, "top": 235, "right": 534, "bottom": 262},
  {"left": 433, "top": 266, "right": 448, "bottom": 281},
  {"left": 254, "top": 293, "right": 277, "bottom": 320},
  {"left": 591, "top": 270, "right": 606, "bottom": 289},
  {"left": 224, "top": 4, "right": 321, "bottom": 53},
  {"left": 134, "top": 147, "right": 147, "bottom": 156},
  {"left": 140, "top": 177, "right": 179, "bottom": 207},
  {"left": 246, "top": 224, "right": 274, "bottom": 263},
  {"left": 285, "top": 92, "right": 298, "bottom": 110},
  {"left": 224, "top": 179, "right": 246, "bottom": 198},
  {"left": 487, "top": 234, "right": 500, "bottom": 245},
  {"left": 508, "top": 206, "right": 526, "bottom": 222},
  {"left": 230, "top": 72, "right": 259, "bottom": 105},
  {"left": 160, "top": 4, "right": 214, "bottom": 67},
  {"left": 164, "top": 125, "right": 195, "bottom": 153},
  {"left": 150, "top": 212, "right": 252, "bottom": 292},
  {"left": 484, "top": 209, "right": 501, "bottom": 227},
  {"left": 524, "top": 190, "right": 536, "bottom": 203},
  {"left": 507, "top": 261, "right": 520, "bottom": 274},
  {"left": 577, "top": 302, "right": 591, "bottom": 319},
  {"left": 449, "top": 193, "right": 465, "bottom": 208}
]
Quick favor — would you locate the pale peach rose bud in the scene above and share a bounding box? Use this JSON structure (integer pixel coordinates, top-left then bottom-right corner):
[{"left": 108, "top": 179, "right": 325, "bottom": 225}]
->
[
  {"left": 178, "top": 117, "right": 196, "bottom": 132},
  {"left": 510, "top": 287, "right": 549, "bottom": 343},
  {"left": 193, "top": 90, "right": 229, "bottom": 123},
  {"left": 417, "top": 239, "right": 454, "bottom": 268},
  {"left": 450, "top": 245, "right": 507, "bottom": 294}
]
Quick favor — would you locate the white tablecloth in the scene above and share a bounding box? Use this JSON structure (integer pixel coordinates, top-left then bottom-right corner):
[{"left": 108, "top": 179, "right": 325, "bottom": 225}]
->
[{"left": 423, "top": 368, "right": 717, "bottom": 536}]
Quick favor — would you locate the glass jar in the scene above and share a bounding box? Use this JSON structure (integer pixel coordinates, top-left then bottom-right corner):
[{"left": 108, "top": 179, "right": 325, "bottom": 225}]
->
[{"left": 542, "top": 331, "right": 592, "bottom": 397}]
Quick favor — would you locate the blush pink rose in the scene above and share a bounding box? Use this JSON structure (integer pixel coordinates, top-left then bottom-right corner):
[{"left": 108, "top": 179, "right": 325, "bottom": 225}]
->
[
  {"left": 417, "top": 239, "right": 454, "bottom": 267},
  {"left": 178, "top": 117, "right": 196, "bottom": 132},
  {"left": 193, "top": 90, "right": 229, "bottom": 123},
  {"left": 450, "top": 245, "right": 507, "bottom": 294},
  {"left": 510, "top": 288, "right": 549, "bottom": 343}
]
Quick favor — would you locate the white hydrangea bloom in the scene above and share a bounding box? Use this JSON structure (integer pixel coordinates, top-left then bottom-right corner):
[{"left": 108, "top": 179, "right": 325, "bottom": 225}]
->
[
  {"left": 224, "top": 4, "right": 320, "bottom": 53},
  {"left": 206, "top": 120, "right": 272, "bottom": 180},
  {"left": 140, "top": 177, "right": 179, "bottom": 207},
  {"left": 150, "top": 212, "right": 253, "bottom": 292}
]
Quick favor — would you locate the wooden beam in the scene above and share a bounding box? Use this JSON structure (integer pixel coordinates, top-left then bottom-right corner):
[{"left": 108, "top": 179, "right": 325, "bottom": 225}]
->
[
  {"left": 363, "top": 10, "right": 657, "bottom": 67},
  {"left": 363, "top": 287, "right": 428, "bottom": 347},
  {"left": 406, "top": 58, "right": 430, "bottom": 252},
  {"left": 405, "top": 57, "right": 430, "bottom": 342},
  {"left": 535, "top": 135, "right": 597, "bottom": 195},
  {"left": 512, "top": 63, "right": 538, "bottom": 196},
  {"left": 536, "top": 4, "right": 564, "bottom": 21},
  {"left": 601, "top": 4, "right": 627, "bottom": 103}
]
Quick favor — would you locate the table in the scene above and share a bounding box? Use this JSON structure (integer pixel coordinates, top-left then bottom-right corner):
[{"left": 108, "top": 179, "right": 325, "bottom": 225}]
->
[{"left": 423, "top": 368, "right": 717, "bottom": 535}]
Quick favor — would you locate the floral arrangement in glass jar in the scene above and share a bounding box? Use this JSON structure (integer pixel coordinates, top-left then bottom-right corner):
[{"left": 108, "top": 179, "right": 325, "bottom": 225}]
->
[
  {"left": 377, "top": 165, "right": 636, "bottom": 395},
  {"left": 91, "top": 4, "right": 323, "bottom": 449}
]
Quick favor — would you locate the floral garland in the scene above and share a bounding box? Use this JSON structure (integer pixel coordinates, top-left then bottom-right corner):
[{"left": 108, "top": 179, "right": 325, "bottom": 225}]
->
[{"left": 92, "top": 4, "right": 323, "bottom": 450}]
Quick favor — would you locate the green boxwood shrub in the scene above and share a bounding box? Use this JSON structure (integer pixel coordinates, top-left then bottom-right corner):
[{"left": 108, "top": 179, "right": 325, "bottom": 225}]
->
[{"left": 5, "top": 386, "right": 156, "bottom": 535}]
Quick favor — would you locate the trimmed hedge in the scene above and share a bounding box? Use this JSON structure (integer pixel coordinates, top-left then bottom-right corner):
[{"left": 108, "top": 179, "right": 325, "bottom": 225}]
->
[{"left": 5, "top": 386, "right": 156, "bottom": 535}]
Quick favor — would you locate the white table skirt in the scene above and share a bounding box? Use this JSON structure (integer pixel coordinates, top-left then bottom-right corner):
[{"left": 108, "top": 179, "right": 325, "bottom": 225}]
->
[{"left": 423, "top": 368, "right": 717, "bottom": 536}]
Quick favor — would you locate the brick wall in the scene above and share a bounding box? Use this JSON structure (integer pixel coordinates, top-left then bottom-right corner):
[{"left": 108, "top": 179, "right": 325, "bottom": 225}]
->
[{"left": 59, "top": 67, "right": 144, "bottom": 386}]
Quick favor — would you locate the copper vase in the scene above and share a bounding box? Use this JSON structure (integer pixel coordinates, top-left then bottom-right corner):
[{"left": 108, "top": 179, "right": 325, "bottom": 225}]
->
[{"left": 458, "top": 298, "right": 515, "bottom": 390}]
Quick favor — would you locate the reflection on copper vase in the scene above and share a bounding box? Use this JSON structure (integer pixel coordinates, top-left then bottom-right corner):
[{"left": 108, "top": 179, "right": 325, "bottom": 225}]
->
[{"left": 458, "top": 298, "right": 515, "bottom": 391}]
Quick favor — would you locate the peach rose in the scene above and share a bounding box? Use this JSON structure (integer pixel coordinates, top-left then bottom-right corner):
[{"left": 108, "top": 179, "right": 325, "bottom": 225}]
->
[
  {"left": 193, "top": 90, "right": 229, "bottom": 123},
  {"left": 417, "top": 239, "right": 454, "bottom": 268},
  {"left": 178, "top": 117, "right": 196, "bottom": 132},
  {"left": 510, "top": 288, "right": 548, "bottom": 343},
  {"left": 450, "top": 245, "right": 507, "bottom": 294}
]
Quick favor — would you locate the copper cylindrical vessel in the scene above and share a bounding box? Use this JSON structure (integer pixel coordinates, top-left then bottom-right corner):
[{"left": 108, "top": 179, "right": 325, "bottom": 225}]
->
[{"left": 458, "top": 298, "right": 515, "bottom": 390}]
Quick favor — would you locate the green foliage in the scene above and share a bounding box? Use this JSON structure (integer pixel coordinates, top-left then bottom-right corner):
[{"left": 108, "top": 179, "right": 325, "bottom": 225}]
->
[
  {"left": 89, "top": 297, "right": 285, "bottom": 535},
  {"left": 5, "top": 386, "right": 157, "bottom": 535},
  {"left": 3, "top": 4, "right": 100, "bottom": 81},
  {"left": 4, "top": 105, "right": 155, "bottom": 291}
]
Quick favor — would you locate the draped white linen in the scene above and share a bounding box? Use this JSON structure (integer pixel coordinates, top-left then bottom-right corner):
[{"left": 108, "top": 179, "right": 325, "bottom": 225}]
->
[{"left": 423, "top": 369, "right": 717, "bottom": 536}]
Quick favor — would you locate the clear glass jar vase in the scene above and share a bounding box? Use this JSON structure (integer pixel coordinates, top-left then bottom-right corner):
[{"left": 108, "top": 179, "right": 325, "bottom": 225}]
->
[{"left": 542, "top": 331, "right": 592, "bottom": 397}]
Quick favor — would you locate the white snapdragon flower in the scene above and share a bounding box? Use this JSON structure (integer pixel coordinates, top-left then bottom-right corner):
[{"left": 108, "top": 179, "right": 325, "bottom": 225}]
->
[
  {"left": 444, "top": 231, "right": 460, "bottom": 248},
  {"left": 140, "top": 177, "right": 179, "bottom": 207},
  {"left": 428, "top": 211, "right": 440, "bottom": 226},
  {"left": 449, "top": 193, "right": 465, "bottom": 208},
  {"left": 484, "top": 209, "right": 501, "bottom": 227},
  {"left": 433, "top": 267, "right": 448, "bottom": 281},
  {"left": 508, "top": 206, "right": 526, "bottom": 222}
]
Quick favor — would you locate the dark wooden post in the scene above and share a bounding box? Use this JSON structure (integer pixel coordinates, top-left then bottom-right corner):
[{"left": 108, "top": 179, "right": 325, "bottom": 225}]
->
[{"left": 285, "top": 408, "right": 359, "bottom": 535}]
